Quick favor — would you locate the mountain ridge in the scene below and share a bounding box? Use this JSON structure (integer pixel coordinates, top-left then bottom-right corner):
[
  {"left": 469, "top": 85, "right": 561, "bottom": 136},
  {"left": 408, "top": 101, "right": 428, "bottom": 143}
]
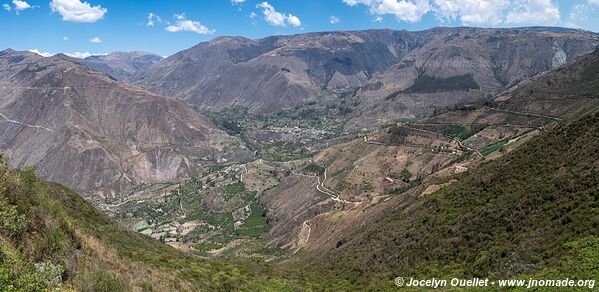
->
[
  {"left": 71, "top": 51, "right": 163, "bottom": 81},
  {"left": 0, "top": 50, "right": 251, "bottom": 200},
  {"left": 132, "top": 27, "right": 598, "bottom": 117}
]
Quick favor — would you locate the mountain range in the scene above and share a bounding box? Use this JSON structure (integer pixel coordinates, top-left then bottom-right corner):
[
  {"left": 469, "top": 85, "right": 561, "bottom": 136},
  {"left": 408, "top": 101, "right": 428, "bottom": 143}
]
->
[
  {"left": 1, "top": 26, "right": 599, "bottom": 291},
  {"left": 75, "top": 51, "right": 162, "bottom": 81},
  {"left": 129, "top": 27, "right": 598, "bottom": 121},
  {"left": 0, "top": 49, "right": 250, "bottom": 200},
  {"left": 0, "top": 26, "right": 597, "bottom": 215},
  {"left": 3, "top": 46, "right": 599, "bottom": 288}
]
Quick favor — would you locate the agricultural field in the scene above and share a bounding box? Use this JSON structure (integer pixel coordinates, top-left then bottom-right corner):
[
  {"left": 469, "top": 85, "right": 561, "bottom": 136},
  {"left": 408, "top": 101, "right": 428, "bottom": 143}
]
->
[
  {"left": 97, "top": 101, "right": 546, "bottom": 261},
  {"left": 102, "top": 163, "right": 287, "bottom": 260}
]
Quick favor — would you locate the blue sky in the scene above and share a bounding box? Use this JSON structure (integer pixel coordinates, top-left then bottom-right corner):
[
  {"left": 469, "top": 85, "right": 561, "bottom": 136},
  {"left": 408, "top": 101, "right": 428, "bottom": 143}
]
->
[{"left": 2, "top": 0, "right": 598, "bottom": 57}]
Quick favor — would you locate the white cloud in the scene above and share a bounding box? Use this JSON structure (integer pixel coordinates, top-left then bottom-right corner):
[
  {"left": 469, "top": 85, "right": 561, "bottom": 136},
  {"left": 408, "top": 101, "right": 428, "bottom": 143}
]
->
[
  {"left": 89, "top": 36, "right": 102, "bottom": 43},
  {"left": 375, "top": 0, "right": 431, "bottom": 22},
  {"left": 570, "top": 3, "right": 597, "bottom": 23},
  {"left": 286, "top": 14, "right": 301, "bottom": 27},
  {"left": 147, "top": 12, "right": 161, "bottom": 27},
  {"left": 63, "top": 36, "right": 69, "bottom": 41},
  {"left": 343, "top": 0, "right": 375, "bottom": 6},
  {"left": 3, "top": 0, "right": 35, "bottom": 14},
  {"left": 571, "top": 4, "right": 588, "bottom": 21},
  {"left": 330, "top": 15, "right": 341, "bottom": 24},
  {"left": 165, "top": 13, "right": 215, "bottom": 34},
  {"left": 374, "top": 15, "right": 383, "bottom": 22},
  {"left": 50, "top": 0, "right": 107, "bottom": 23},
  {"left": 342, "top": 0, "right": 430, "bottom": 23},
  {"left": 12, "top": 0, "right": 31, "bottom": 14},
  {"left": 589, "top": 0, "right": 599, "bottom": 5},
  {"left": 231, "top": 0, "right": 245, "bottom": 4},
  {"left": 505, "top": 0, "right": 560, "bottom": 25},
  {"left": 28, "top": 49, "right": 53, "bottom": 57},
  {"left": 257, "top": 2, "right": 301, "bottom": 27},
  {"left": 433, "top": 0, "right": 509, "bottom": 25},
  {"left": 344, "top": 0, "right": 564, "bottom": 26}
]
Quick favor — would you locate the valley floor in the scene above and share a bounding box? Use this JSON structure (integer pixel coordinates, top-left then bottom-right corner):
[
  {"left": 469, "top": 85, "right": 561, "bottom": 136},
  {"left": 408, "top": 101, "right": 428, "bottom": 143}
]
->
[{"left": 100, "top": 104, "right": 550, "bottom": 263}]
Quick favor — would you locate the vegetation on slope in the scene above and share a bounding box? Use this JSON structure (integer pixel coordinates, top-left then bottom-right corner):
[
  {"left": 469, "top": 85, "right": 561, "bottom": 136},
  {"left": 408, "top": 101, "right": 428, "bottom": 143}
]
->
[
  {"left": 0, "top": 157, "right": 294, "bottom": 291},
  {"left": 300, "top": 110, "right": 599, "bottom": 289},
  {"left": 403, "top": 73, "right": 480, "bottom": 94},
  {"left": 496, "top": 48, "right": 599, "bottom": 118}
]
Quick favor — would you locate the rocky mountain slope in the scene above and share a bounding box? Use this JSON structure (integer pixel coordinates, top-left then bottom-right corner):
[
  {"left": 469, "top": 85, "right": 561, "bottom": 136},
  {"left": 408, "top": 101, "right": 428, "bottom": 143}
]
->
[
  {"left": 293, "top": 107, "right": 599, "bottom": 289},
  {"left": 426, "top": 48, "right": 599, "bottom": 130},
  {"left": 132, "top": 28, "right": 598, "bottom": 117},
  {"left": 493, "top": 48, "right": 599, "bottom": 118},
  {"left": 259, "top": 47, "right": 599, "bottom": 289},
  {"left": 75, "top": 51, "right": 162, "bottom": 80},
  {"left": 0, "top": 49, "right": 250, "bottom": 200}
]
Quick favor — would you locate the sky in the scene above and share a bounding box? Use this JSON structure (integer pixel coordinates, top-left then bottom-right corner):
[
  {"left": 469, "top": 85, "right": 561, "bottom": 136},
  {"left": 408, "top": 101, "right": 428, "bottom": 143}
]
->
[{"left": 1, "top": 0, "right": 598, "bottom": 58}]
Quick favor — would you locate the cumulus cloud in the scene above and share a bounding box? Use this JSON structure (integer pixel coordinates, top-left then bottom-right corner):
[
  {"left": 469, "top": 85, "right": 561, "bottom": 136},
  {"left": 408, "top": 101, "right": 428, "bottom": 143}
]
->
[
  {"left": 165, "top": 14, "right": 215, "bottom": 34},
  {"left": 330, "top": 15, "right": 341, "bottom": 24},
  {"left": 257, "top": 2, "right": 301, "bottom": 27},
  {"left": 342, "top": 0, "right": 430, "bottom": 23},
  {"left": 89, "top": 36, "right": 102, "bottom": 43},
  {"left": 433, "top": 0, "right": 509, "bottom": 25},
  {"left": 375, "top": 0, "right": 431, "bottom": 22},
  {"left": 286, "top": 14, "right": 301, "bottom": 27},
  {"left": 505, "top": 0, "right": 560, "bottom": 25},
  {"left": 343, "top": 0, "right": 375, "bottom": 5},
  {"left": 12, "top": 0, "right": 32, "bottom": 14},
  {"left": 343, "top": 0, "right": 563, "bottom": 26},
  {"left": 570, "top": 3, "right": 595, "bottom": 23},
  {"left": 147, "top": 12, "right": 162, "bottom": 27},
  {"left": 50, "top": 0, "right": 107, "bottom": 23},
  {"left": 2, "top": 0, "right": 35, "bottom": 14}
]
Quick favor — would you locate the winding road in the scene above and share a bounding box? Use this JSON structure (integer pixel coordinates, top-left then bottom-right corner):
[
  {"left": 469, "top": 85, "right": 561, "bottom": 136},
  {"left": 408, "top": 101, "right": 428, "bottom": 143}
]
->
[
  {"left": 395, "top": 124, "right": 484, "bottom": 157},
  {"left": 0, "top": 112, "right": 53, "bottom": 132},
  {"left": 292, "top": 167, "right": 360, "bottom": 205},
  {"left": 483, "top": 106, "right": 562, "bottom": 121}
]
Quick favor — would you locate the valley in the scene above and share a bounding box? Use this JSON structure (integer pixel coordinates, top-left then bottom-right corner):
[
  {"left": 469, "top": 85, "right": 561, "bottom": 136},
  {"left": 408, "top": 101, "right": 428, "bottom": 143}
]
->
[
  {"left": 2, "top": 24, "right": 599, "bottom": 290},
  {"left": 102, "top": 98, "right": 555, "bottom": 262}
]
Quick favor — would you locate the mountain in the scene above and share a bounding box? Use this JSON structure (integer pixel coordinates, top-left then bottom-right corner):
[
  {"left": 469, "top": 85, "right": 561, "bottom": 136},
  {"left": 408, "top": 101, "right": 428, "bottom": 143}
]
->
[
  {"left": 74, "top": 51, "right": 162, "bottom": 80},
  {"left": 273, "top": 48, "right": 599, "bottom": 288},
  {"left": 492, "top": 48, "right": 599, "bottom": 118},
  {"left": 424, "top": 48, "right": 599, "bottom": 130},
  {"left": 0, "top": 157, "right": 293, "bottom": 290},
  {"left": 4, "top": 29, "right": 599, "bottom": 291},
  {"left": 0, "top": 49, "right": 251, "bottom": 200},
  {"left": 345, "top": 27, "right": 598, "bottom": 129},
  {"left": 292, "top": 107, "right": 599, "bottom": 290},
  {"left": 132, "top": 27, "right": 598, "bottom": 116},
  {"left": 132, "top": 31, "right": 414, "bottom": 113}
]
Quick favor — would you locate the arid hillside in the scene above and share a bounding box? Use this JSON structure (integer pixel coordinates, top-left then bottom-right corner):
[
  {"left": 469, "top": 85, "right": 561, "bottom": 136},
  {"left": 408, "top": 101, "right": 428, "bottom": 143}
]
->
[
  {"left": 74, "top": 51, "right": 163, "bottom": 80},
  {"left": 132, "top": 27, "right": 598, "bottom": 120},
  {"left": 0, "top": 50, "right": 251, "bottom": 200}
]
